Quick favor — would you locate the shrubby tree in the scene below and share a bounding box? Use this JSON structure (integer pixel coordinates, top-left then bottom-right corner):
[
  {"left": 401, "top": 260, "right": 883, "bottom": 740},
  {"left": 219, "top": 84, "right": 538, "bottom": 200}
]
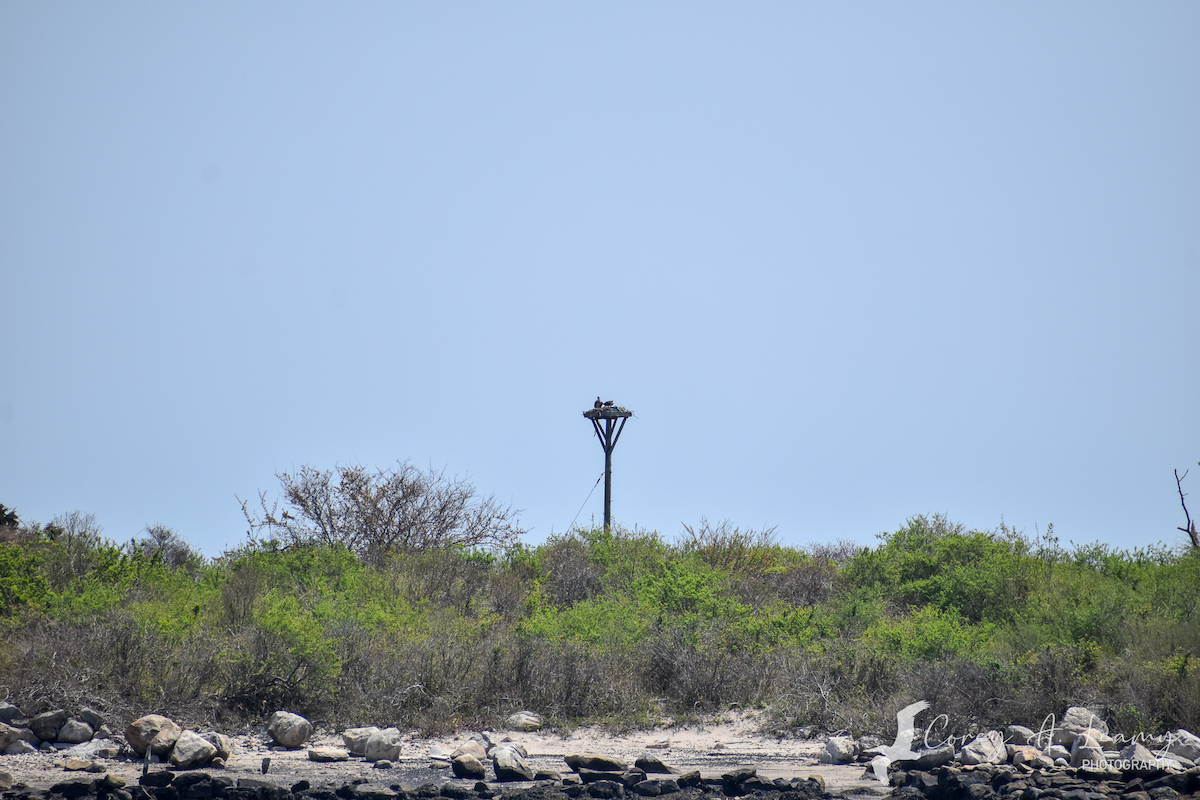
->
[
  {"left": 240, "top": 461, "right": 524, "bottom": 564},
  {"left": 128, "top": 523, "right": 204, "bottom": 568}
]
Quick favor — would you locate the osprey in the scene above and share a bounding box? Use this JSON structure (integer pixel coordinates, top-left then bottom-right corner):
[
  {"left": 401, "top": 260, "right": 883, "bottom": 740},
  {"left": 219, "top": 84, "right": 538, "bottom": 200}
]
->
[
  {"left": 594, "top": 397, "right": 603, "bottom": 409},
  {"left": 603, "top": 400, "right": 615, "bottom": 407}
]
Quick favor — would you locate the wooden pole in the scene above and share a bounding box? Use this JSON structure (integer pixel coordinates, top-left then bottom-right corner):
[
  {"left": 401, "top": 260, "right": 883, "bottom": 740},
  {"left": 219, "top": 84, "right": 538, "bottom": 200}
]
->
[
  {"left": 584, "top": 404, "right": 631, "bottom": 533},
  {"left": 603, "top": 419, "right": 613, "bottom": 531}
]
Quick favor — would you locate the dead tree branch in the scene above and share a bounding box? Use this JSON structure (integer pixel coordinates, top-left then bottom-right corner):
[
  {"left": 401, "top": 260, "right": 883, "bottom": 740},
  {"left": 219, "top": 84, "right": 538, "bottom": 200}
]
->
[{"left": 1177, "top": 468, "right": 1200, "bottom": 551}]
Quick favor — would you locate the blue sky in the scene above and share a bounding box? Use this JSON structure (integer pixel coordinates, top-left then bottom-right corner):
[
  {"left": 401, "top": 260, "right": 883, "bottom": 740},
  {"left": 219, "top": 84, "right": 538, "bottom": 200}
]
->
[{"left": 2, "top": 3, "right": 1198, "bottom": 556}]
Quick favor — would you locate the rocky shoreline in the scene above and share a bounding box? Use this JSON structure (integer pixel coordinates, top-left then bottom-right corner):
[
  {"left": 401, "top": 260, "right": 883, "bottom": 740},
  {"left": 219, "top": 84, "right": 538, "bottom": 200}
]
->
[{"left": 3, "top": 703, "right": 1200, "bottom": 800}]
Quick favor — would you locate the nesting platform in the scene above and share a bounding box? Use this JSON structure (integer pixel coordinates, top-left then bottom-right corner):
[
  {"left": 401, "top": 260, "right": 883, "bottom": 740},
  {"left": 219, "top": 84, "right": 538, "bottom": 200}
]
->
[{"left": 583, "top": 406, "right": 632, "bottom": 420}]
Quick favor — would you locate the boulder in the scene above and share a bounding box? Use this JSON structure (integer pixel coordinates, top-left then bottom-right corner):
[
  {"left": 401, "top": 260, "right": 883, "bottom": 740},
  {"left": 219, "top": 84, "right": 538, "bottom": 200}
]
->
[
  {"left": 818, "top": 736, "right": 857, "bottom": 764},
  {"left": 634, "top": 755, "right": 678, "bottom": 774},
  {"left": 199, "top": 731, "right": 233, "bottom": 760},
  {"left": 1061, "top": 707, "right": 1107, "bottom": 736},
  {"left": 57, "top": 720, "right": 94, "bottom": 744},
  {"left": 504, "top": 711, "right": 543, "bottom": 732},
  {"left": 565, "top": 753, "right": 627, "bottom": 772},
  {"left": 1076, "top": 727, "right": 1114, "bottom": 748},
  {"left": 63, "top": 739, "right": 119, "bottom": 759},
  {"left": 855, "top": 736, "right": 883, "bottom": 757},
  {"left": 1069, "top": 733, "right": 1106, "bottom": 768},
  {"left": 451, "top": 740, "right": 488, "bottom": 761},
  {"left": 307, "top": 746, "right": 350, "bottom": 762},
  {"left": 0, "top": 703, "right": 21, "bottom": 723},
  {"left": 125, "top": 715, "right": 183, "bottom": 757},
  {"left": 342, "top": 726, "right": 381, "bottom": 756},
  {"left": 912, "top": 745, "right": 955, "bottom": 770},
  {"left": 266, "top": 711, "right": 311, "bottom": 749},
  {"left": 30, "top": 709, "right": 68, "bottom": 741},
  {"left": 493, "top": 745, "right": 534, "bottom": 781},
  {"left": 499, "top": 741, "right": 527, "bottom": 758},
  {"left": 0, "top": 770, "right": 11, "bottom": 790},
  {"left": 1120, "top": 742, "right": 1160, "bottom": 769},
  {"left": 77, "top": 709, "right": 106, "bottom": 730},
  {"left": 1045, "top": 744, "right": 1070, "bottom": 761},
  {"left": 4, "top": 740, "right": 37, "bottom": 755},
  {"left": 170, "top": 730, "right": 218, "bottom": 769},
  {"left": 0, "top": 722, "right": 21, "bottom": 750},
  {"left": 1009, "top": 745, "right": 1041, "bottom": 766},
  {"left": 1165, "top": 729, "right": 1200, "bottom": 762},
  {"left": 1006, "top": 725, "right": 1035, "bottom": 746},
  {"left": 452, "top": 754, "right": 487, "bottom": 780},
  {"left": 961, "top": 731, "right": 1006, "bottom": 765},
  {"left": 364, "top": 727, "right": 403, "bottom": 762}
]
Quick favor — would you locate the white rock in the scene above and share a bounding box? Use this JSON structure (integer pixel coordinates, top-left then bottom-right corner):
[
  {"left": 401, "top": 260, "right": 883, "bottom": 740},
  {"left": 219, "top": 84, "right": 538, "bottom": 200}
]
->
[
  {"left": 125, "top": 715, "right": 182, "bottom": 757},
  {"left": 308, "top": 746, "right": 350, "bottom": 762},
  {"left": 1119, "top": 742, "right": 1158, "bottom": 768},
  {"left": 451, "top": 740, "right": 488, "bottom": 760},
  {"left": 1164, "top": 729, "right": 1200, "bottom": 762},
  {"left": 170, "top": 730, "right": 218, "bottom": 769},
  {"left": 1061, "top": 707, "right": 1107, "bottom": 736},
  {"left": 56, "top": 720, "right": 94, "bottom": 744},
  {"left": 818, "top": 736, "right": 857, "bottom": 764},
  {"left": 1005, "top": 725, "right": 1035, "bottom": 745},
  {"left": 504, "top": 711, "right": 543, "bottom": 732},
  {"left": 1045, "top": 744, "right": 1070, "bottom": 761},
  {"left": 342, "top": 727, "right": 381, "bottom": 756},
  {"left": 364, "top": 727, "right": 403, "bottom": 762},
  {"left": 961, "top": 731, "right": 1006, "bottom": 765},
  {"left": 1069, "top": 734, "right": 1106, "bottom": 768},
  {"left": 199, "top": 731, "right": 232, "bottom": 760},
  {"left": 266, "top": 711, "right": 311, "bottom": 749},
  {"left": 492, "top": 745, "right": 534, "bottom": 781}
]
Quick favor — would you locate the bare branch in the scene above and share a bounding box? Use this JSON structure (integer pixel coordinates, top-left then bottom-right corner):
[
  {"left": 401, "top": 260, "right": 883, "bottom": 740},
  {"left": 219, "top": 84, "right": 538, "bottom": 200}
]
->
[
  {"left": 242, "top": 460, "right": 525, "bottom": 563},
  {"left": 1176, "top": 468, "right": 1199, "bottom": 551}
]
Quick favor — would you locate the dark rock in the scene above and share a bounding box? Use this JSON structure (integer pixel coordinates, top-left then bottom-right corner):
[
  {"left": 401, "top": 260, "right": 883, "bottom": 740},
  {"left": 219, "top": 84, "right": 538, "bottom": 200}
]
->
[
  {"left": 141, "top": 773, "right": 175, "bottom": 788},
  {"left": 720, "top": 769, "right": 755, "bottom": 795},
  {"left": 579, "top": 770, "right": 616, "bottom": 784},
  {"left": 50, "top": 778, "right": 96, "bottom": 798},
  {"left": 236, "top": 779, "right": 275, "bottom": 790},
  {"left": 31, "top": 710, "right": 69, "bottom": 742},
  {"left": 78, "top": 708, "right": 106, "bottom": 730},
  {"left": 452, "top": 755, "right": 486, "bottom": 780},
  {"left": 356, "top": 788, "right": 399, "bottom": 800},
  {"left": 619, "top": 770, "right": 647, "bottom": 788},
  {"left": 631, "top": 781, "right": 661, "bottom": 797},
  {"left": 440, "top": 783, "right": 473, "bottom": 799},
  {"left": 675, "top": 772, "right": 701, "bottom": 789},
  {"left": 173, "top": 775, "right": 211, "bottom": 792},
  {"left": 586, "top": 780, "right": 623, "bottom": 799},
  {"left": 633, "top": 758, "right": 677, "bottom": 776},
  {"left": 181, "top": 780, "right": 213, "bottom": 799},
  {"left": 566, "top": 755, "right": 627, "bottom": 773}
]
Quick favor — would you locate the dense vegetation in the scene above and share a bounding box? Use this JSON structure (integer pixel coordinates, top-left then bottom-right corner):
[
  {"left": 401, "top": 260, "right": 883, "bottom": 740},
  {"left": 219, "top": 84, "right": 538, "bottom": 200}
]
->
[{"left": 1, "top": 505, "right": 1197, "bottom": 740}]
